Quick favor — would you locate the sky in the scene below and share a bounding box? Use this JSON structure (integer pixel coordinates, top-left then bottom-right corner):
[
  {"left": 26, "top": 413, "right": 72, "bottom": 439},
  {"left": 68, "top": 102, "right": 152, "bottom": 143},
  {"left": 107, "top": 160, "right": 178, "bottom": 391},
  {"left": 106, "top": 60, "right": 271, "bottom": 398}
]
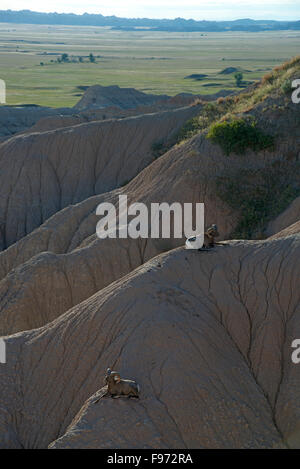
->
[{"left": 1, "top": 0, "right": 300, "bottom": 21}]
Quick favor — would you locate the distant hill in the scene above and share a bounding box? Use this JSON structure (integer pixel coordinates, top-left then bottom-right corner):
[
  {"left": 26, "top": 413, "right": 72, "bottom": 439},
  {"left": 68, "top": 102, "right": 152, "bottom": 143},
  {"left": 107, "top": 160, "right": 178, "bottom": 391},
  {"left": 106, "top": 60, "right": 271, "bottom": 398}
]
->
[{"left": 0, "top": 10, "right": 300, "bottom": 32}]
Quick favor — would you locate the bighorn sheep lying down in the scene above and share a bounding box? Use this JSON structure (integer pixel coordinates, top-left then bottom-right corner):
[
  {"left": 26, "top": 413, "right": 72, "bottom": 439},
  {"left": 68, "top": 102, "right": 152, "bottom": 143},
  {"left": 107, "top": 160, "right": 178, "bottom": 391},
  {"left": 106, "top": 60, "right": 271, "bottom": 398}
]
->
[{"left": 105, "top": 368, "right": 140, "bottom": 398}]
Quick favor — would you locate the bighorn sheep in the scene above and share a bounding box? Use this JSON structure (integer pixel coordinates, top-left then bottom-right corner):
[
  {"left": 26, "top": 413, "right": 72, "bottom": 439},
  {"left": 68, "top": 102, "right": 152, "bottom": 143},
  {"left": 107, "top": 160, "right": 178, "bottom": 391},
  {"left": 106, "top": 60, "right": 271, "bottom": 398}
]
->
[
  {"left": 204, "top": 224, "right": 219, "bottom": 248},
  {"left": 105, "top": 368, "right": 140, "bottom": 398},
  {"left": 186, "top": 224, "right": 220, "bottom": 250}
]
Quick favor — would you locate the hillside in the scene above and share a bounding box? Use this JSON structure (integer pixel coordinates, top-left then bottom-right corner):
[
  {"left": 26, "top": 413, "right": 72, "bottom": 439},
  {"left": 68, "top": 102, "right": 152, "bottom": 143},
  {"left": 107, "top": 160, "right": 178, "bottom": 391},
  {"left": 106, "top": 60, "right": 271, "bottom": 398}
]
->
[
  {"left": 74, "top": 85, "right": 169, "bottom": 111},
  {"left": 1, "top": 235, "right": 300, "bottom": 448},
  {"left": 0, "top": 57, "right": 299, "bottom": 449},
  {"left": 0, "top": 59, "right": 299, "bottom": 336},
  {"left": 0, "top": 104, "right": 200, "bottom": 250}
]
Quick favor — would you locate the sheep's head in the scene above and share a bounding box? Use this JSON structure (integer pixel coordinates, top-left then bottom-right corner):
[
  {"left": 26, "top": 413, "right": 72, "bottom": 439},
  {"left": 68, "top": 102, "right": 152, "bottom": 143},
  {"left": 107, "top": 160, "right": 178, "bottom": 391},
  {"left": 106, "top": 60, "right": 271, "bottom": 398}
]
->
[
  {"left": 104, "top": 368, "right": 111, "bottom": 384},
  {"left": 105, "top": 368, "right": 121, "bottom": 384},
  {"left": 207, "top": 224, "right": 219, "bottom": 238}
]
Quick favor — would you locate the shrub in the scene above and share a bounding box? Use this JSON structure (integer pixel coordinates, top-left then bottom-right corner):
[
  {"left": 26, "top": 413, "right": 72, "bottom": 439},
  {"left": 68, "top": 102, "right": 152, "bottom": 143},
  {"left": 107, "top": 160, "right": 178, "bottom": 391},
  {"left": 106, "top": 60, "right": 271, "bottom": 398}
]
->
[
  {"left": 281, "top": 79, "right": 292, "bottom": 95},
  {"left": 206, "top": 117, "right": 274, "bottom": 155},
  {"left": 61, "top": 53, "right": 69, "bottom": 63}
]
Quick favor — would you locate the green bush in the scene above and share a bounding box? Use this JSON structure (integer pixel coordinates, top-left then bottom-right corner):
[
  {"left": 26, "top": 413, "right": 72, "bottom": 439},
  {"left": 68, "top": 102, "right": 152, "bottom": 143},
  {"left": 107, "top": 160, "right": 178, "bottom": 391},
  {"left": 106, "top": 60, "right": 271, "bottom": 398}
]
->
[
  {"left": 61, "top": 53, "right": 69, "bottom": 63},
  {"left": 234, "top": 71, "right": 243, "bottom": 87},
  {"left": 281, "top": 79, "right": 292, "bottom": 95},
  {"left": 207, "top": 118, "right": 274, "bottom": 155}
]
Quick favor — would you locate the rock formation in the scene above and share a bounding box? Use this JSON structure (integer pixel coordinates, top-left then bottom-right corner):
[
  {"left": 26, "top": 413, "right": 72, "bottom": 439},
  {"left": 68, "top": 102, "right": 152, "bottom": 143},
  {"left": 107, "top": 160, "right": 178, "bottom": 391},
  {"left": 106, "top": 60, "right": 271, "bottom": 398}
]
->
[
  {"left": 0, "top": 104, "right": 73, "bottom": 139},
  {"left": 0, "top": 104, "right": 200, "bottom": 250},
  {"left": 0, "top": 59, "right": 299, "bottom": 449},
  {"left": 0, "top": 236, "right": 299, "bottom": 448}
]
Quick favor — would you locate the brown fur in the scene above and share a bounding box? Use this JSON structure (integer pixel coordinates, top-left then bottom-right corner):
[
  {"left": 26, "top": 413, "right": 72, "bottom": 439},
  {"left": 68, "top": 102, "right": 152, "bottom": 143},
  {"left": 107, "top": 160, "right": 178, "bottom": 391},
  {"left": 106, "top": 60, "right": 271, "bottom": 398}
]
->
[
  {"left": 105, "top": 368, "right": 140, "bottom": 398},
  {"left": 203, "top": 224, "right": 220, "bottom": 248}
]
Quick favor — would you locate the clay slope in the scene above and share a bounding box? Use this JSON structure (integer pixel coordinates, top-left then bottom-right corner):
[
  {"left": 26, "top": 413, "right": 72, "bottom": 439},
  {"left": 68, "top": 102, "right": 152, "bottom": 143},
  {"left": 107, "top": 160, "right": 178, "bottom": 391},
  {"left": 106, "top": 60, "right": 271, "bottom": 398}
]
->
[
  {"left": 0, "top": 60, "right": 298, "bottom": 337},
  {"left": 24, "top": 90, "right": 235, "bottom": 135},
  {"left": 266, "top": 196, "right": 300, "bottom": 237},
  {"left": 0, "top": 235, "right": 300, "bottom": 449},
  {"left": 26, "top": 96, "right": 201, "bottom": 134},
  {"left": 0, "top": 104, "right": 200, "bottom": 250},
  {"left": 2, "top": 125, "right": 300, "bottom": 336},
  {"left": 269, "top": 220, "right": 300, "bottom": 239},
  {"left": 74, "top": 85, "right": 169, "bottom": 111},
  {"left": 0, "top": 105, "right": 72, "bottom": 139},
  {"left": 0, "top": 132, "right": 241, "bottom": 335}
]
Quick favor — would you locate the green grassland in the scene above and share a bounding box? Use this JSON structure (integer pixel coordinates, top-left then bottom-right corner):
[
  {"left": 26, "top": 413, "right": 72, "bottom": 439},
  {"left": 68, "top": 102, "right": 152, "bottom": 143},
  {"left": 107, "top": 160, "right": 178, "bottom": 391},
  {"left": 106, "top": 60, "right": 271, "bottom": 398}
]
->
[{"left": 0, "top": 23, "right": 299, "bottom": 107}]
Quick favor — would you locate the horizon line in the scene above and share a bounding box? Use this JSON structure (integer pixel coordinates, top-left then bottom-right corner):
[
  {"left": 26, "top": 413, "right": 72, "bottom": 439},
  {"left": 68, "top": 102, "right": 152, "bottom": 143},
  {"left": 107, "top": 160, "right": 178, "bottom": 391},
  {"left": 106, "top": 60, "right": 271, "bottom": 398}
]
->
[{"left": 1, "top": 9, "right": 299, "bottom": 23}]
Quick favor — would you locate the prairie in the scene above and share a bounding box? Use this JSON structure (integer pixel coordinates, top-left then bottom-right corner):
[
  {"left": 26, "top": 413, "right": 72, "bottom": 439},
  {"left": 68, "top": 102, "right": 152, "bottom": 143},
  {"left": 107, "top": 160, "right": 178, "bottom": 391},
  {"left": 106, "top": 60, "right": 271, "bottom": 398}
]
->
[{"left": 0, "top": 23, "right": 299, "bottom": 106}]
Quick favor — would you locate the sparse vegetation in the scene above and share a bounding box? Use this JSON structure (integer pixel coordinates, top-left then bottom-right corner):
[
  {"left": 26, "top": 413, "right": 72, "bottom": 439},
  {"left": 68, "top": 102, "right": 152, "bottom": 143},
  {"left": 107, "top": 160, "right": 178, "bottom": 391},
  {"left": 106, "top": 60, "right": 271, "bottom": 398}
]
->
[
  {"left": 233, "top": 55, "right": 300, "bottom": 112},
  {"left": 176, "top": 56, "right": 300, "bottom": 238},
  {"left": 216, "top": 161, "right": 300, "bottom": 238},
  {"left": 60, "top": 53, "right": 69, "bottom": 63},
  {"left": 281, "top": 79, "right": 293, "bottom": 94},
  {"left": 206, "top": 117, "right": 274, "bottom": 155},
  {"left": 55, "top": 52, "right": 98, "bottom": 65},
  {"left": 151, "top": 140, "right": 172, "bottom": 158},
  {"left": 176, "top": 55, "right": 300, "bottom": 149},
  {"left": 261, "top": 72, "right": 274, "bottom": 85},
  {"left": 177, "top": 102, "right": 226, "bottom": 142}
]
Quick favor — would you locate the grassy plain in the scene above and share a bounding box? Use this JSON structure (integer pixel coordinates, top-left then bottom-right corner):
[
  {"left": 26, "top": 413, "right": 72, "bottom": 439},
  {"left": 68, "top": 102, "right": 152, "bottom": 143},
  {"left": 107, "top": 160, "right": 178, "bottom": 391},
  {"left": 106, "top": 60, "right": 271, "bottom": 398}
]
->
[{"left": 0, "top": 23, "right": 299, "bottom": 107}]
